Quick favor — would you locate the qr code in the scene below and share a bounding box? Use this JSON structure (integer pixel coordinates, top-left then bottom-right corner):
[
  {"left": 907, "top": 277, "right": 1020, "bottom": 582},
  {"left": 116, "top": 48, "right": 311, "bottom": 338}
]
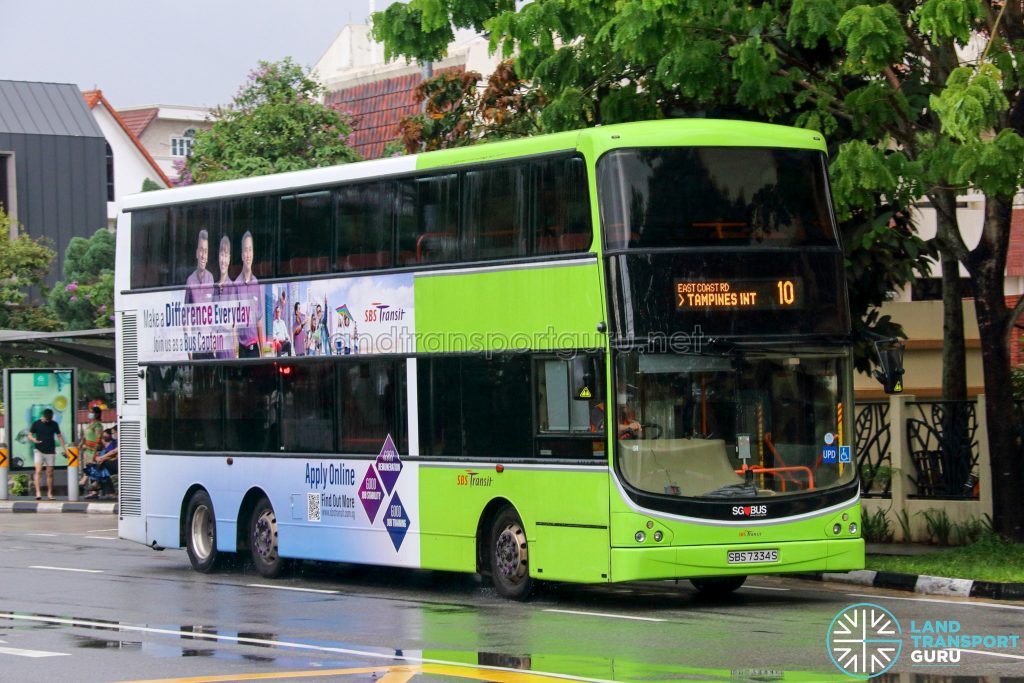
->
[{"left": 307, "top": 492, "right": 321, "bottom": 522}]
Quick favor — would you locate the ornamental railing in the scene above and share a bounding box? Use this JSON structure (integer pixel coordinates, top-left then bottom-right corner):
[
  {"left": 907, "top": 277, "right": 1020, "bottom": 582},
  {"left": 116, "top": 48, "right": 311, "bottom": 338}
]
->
[
  {"left": 905, "top": 400, "right": 979, "bottom": 499},
  {"left": 854, "top": 402, "right": 891, "bottom": 498}
]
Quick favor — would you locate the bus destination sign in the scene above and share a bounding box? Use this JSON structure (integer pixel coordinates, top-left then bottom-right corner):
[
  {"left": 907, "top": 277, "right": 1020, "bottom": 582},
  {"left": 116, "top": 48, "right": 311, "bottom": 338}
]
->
[{"left": 674, "top": 278, "right": 804, "bottom": 311}]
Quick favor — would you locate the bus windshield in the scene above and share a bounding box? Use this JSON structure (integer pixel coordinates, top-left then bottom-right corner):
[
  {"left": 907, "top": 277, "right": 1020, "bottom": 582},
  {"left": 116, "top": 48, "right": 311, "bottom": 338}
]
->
[
  {"left": 613, "top": 348, "right": 855, "bottom": 500},
  {"left": 598, "top": 147, "right": 837, "bottom": 249}
]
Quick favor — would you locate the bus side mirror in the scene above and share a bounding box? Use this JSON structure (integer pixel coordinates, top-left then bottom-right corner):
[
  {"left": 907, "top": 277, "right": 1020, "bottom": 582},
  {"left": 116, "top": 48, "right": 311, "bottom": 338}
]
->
[
  {"left": 873, "top": 338, "right": 905, "bottom": 394},
  {"left": 570, "top": 355, "right": 600, "bottom": 401}
]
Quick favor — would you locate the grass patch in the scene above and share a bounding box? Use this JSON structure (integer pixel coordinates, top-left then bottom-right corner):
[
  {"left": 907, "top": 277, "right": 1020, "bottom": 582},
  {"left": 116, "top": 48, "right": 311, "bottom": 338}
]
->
[{"left": 866, "top": 534, "right": 1024, "bottom": 583}]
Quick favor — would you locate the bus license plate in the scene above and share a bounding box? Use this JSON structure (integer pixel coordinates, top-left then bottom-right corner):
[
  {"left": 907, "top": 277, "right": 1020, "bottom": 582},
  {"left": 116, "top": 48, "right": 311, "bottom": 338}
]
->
[{"left": 727, "top": 549, "right": 779, "bottom": 564}]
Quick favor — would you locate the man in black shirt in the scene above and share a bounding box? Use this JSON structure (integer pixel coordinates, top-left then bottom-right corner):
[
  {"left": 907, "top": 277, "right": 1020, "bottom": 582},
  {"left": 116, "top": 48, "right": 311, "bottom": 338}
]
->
[{"left": 29, "top": 408, "right": 67, "bottom": 500}]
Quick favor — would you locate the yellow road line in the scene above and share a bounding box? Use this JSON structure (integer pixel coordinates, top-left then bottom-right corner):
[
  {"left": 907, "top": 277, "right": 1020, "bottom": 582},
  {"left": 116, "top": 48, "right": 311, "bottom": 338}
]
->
[{"left": 119, "top": 663, "right": 578, "bottom": 683}]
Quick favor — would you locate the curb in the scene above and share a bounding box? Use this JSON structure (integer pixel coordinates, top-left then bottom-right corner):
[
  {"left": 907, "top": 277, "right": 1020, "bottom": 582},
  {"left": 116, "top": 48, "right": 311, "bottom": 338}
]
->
[
  {"left": 799, "top": 570, "right": 1024, "bottom": 602},
  {"left": 0, "top": 500, "right": 117, "bottom": 515}
]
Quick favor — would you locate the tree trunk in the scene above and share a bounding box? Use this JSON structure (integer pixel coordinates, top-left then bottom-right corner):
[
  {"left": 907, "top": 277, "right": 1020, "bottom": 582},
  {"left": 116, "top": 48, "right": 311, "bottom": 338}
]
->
[
  {"left": 971, "top": 198, "right": 1024, "bottom": 541},
  {"left": 932, "top": 190, "right": 968, "bottom": 401}
]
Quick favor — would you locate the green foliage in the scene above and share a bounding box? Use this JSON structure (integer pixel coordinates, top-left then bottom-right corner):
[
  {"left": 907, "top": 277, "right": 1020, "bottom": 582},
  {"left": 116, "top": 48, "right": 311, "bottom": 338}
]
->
[
  {"left": 1013, "top": 365, "right": 1024, "bottom": 400},
  {"left": 836, "top": 4, "right": 908, "bottom": 75},
  {"left": 0, "top": 208, "right": 58, "bottom": 331},
  {"left": 48, "top": 228, "right": 115, "bottom": 330},
  {"left": 185, "top": 58, "right": 360, "bottom": 184},
  {"left": 952, "top": 514, "right": 995, "bottom": 546},
  {"left": 8, "top": 473, "right": 29, "bottom": 497},
  {"left": 931, "top": 64, "right": 1010, "bottom": 141},
  {"left": 862, "top": 508, "right": 895, "bottom": 543},
  {"left": 867, "top": 533, "right": 1024, "bottom": 582},
  {"left": 922, "top": 508, "right": 954, "bottom": 546},
  {"left": 896, "top": 508, "right": 913, "bottom": 542},
  {"left": 911, "top": 0, "right": 983, "bottom": 44},
  {"left": 141, "top": 178, "right": 162, "bottom": 192}
]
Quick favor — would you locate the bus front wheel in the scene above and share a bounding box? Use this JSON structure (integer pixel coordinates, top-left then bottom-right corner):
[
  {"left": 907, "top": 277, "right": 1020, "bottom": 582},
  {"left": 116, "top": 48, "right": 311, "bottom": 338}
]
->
[
  {"left": 690, "top": 576, "right": 746, "bottom": 596},
  {"left": 249, "top": 497, "right": 288, "bottom": 578},
  {"left": 489, "top": 507, "right": 533, "bottom": 600},
  {"left": 185, "top": 490, "right": 221, "bottom": 573}
]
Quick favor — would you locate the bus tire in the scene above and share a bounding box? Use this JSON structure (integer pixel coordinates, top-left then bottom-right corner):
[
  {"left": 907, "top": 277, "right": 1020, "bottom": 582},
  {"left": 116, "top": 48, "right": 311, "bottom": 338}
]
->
[
  {"left": 249, "top": 497, "right": 288, "bottom": 578},
  {"left": 489, "top": 507, "right": 533, "bottom": 600},
  {"left": 185, "top": 490, "right": 221, "bottom": 573},
  {"left": 690, "top": 576, "right": 746, "bottom": 596}
]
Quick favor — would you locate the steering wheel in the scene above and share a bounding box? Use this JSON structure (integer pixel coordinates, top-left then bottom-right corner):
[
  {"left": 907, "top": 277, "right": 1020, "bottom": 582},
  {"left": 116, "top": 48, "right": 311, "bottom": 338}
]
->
[{"left": 621, "top": 422, "right": 663, "bottom": 440}]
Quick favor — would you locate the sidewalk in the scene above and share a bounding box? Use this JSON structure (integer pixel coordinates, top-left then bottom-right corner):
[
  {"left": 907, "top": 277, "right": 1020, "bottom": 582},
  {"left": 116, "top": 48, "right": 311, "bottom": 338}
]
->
[{"left": 0, "top": 494, "right": 116, "bottom": 514}]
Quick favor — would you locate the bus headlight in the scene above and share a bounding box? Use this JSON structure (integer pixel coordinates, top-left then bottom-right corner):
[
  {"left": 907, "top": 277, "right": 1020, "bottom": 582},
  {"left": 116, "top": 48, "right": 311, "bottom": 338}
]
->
[
  {"left": 635, "top": 531, "right": 646, "bottom": 543},
  {"left": 653, "top": 531, "right": 663, "bottom": 542},
  {"left": 832, "top": 523, "right": 841, "bottom": 535},
  {"left": 849, "top": 522, "right": 858, "bottom": 535}
]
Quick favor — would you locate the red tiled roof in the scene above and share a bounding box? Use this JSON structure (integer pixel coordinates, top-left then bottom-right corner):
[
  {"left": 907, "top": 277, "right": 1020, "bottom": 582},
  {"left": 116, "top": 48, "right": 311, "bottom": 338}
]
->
[
  {"left": 1007, "top": 207, "right": 1024, "bottom": 277},
  {"left": 326, "top": 66, "right": 465, "bottom": 160},
  {"left": 82, "top": 91, "right": 171, "bottom": 187},
  {"left": 117, "top": 107, "right": 158, "bottom": 138}
]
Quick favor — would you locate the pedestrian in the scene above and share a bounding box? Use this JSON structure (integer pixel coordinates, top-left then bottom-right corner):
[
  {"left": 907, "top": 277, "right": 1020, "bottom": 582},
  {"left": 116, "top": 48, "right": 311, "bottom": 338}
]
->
[
  {"left": 80, "top": 406, "right": 104, "bottom": 465},
  {"left": 28, "top": 408, "right": 68, "bottom": 500}
]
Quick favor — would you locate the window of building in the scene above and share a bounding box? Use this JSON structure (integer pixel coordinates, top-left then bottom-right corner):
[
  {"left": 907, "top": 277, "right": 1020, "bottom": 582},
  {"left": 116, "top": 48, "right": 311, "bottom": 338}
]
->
[
  {"left": 171, "top": 128, "right": 196, "bottom": 158},
  {"left": 105, "top": 142, "right": 115, "bottom": 202}
]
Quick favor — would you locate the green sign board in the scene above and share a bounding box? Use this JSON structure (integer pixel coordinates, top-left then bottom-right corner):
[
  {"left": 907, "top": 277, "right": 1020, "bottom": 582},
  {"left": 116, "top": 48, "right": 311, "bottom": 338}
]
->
[{"left": 4, "top": 369, "right": 75, "bottom": 469}]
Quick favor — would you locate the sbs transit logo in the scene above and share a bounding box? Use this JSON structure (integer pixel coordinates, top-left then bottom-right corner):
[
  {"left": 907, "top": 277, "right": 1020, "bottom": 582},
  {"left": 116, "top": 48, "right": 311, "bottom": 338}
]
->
[{"left": 827, "top": 603, "right": 902, "bottom": 678}]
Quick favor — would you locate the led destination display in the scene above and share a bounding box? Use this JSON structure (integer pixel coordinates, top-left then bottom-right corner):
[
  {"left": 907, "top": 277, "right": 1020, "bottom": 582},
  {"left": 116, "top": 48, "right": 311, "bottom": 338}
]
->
[{"left": 674, "top": 278, "right": 804, "bottom": 311}]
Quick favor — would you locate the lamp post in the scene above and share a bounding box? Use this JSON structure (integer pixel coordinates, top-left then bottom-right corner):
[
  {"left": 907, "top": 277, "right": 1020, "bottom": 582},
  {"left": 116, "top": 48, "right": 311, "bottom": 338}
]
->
[{"left": 102, "top": 379, "right": 116, "bottom": 402}]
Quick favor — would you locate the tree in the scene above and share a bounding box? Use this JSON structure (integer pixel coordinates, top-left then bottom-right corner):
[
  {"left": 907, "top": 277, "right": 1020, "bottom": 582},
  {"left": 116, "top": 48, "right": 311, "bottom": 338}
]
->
[
  {"left": 48, "top": 228, "right": 115, "bottom": 330},
  {"left": 0, "top": 207, "right": 58, "bottom": 331},
  {"left": 374, "top": 0, "right": 1024, "bottom": 539},
  {"left": 184, "top": 58, "right": 360, "bottom": 184},
  {"left": 392, "top": 60, "right": 545, "bottom": 154}
]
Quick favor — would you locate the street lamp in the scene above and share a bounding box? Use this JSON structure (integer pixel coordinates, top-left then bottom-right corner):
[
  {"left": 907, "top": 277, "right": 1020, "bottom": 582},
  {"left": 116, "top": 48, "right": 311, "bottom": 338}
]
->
[{"left": 102, "top": 378, "right": 116, "bottom": 398}]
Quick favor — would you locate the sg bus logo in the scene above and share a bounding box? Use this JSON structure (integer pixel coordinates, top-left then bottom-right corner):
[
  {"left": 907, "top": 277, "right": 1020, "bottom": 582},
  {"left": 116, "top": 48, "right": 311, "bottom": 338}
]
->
[{"left": 827, "top": 603, "right": 902, "bottom": 678}]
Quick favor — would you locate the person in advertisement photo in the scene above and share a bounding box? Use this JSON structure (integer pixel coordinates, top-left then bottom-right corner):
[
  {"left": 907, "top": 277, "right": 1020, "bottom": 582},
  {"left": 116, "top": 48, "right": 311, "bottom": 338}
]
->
[
  {"left": 214, "top": 234, "right": 237, "bottom": 359},
  {"left": 292, "top": 300, "right": 307, "bottom": 357},
  {"left": 234, "top": 230, "right": 265, "bottom": 358},
  {"left": 272, "top": 304, "right": 292, "bottom": 357}
]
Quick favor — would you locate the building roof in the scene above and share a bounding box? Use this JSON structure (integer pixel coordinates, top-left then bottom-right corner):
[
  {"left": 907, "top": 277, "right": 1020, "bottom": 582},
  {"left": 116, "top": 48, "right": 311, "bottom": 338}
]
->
[
  {"left": 117, "top": 107, "right": 158, "bottom": 137},
  {"left": 82, "top": 90, "right": 172, "bottom": 186},
  {"left": 0, "top": 80, "right": 104, "bottom": 138},
  {"left": 326, "top": 67, "right": 464, "bottom": 160}
]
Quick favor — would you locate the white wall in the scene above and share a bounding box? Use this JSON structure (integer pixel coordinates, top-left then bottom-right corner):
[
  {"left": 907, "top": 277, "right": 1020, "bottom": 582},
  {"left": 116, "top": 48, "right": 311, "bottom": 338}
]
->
[{"left": 90, "top": 105, "right": 167, "bottom": 223}]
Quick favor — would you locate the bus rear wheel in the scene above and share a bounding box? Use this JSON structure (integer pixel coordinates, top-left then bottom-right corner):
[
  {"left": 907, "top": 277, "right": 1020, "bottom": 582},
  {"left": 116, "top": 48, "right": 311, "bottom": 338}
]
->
[
  {"left": 185, "top": 490, "right": 221, "bottom": 573},
  {"left": 690, "top": 576, "right": 746, "bottom": 596},
  {"left": 249, "top": 497, "right": 288, "bottom": 578},
  {"left": 489, "top": 507, "right": 533, "bottom": 600}
]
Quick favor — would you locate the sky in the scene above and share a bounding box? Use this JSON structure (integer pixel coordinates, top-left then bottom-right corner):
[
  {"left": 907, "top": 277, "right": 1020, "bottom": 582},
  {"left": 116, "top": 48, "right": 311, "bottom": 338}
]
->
[{"left": 1, "top": 0, "right": 395, "bottom": 109}]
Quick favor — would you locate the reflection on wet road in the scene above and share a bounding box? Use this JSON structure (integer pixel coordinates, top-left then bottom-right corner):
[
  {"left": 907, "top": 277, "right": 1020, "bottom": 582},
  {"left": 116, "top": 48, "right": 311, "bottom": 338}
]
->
[{"left": 0, "top": 515, "right": 1021, "bottom": 682}]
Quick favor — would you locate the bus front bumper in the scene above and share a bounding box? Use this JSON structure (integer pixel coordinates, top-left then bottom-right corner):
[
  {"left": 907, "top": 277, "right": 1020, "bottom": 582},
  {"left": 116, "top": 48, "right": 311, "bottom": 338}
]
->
[{"left": 610, "top": 538, "right": 863, "bottom": 582}]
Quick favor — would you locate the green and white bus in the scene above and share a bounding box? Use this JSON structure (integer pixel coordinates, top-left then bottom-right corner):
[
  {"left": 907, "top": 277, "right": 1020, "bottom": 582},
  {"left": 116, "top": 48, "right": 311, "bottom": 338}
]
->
[{"left": 114, "top": 119, "right": 862, "bottom": 599}]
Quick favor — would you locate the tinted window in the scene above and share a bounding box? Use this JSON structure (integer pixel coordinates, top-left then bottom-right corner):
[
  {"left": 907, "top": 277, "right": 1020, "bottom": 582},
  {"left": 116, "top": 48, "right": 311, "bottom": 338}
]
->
[
  {"left": 340, "top": 360, "right": 406, "bottom": 454},
  {"left": 224, "top": 196, "right": 276, "bottom": 279},
  {"left": 461, "top": 355, "right": 531, "bottom": 457},
  {"left": 536, "top": 156, "right": 592, "bottom": 254},
  {"left": 598, "top": 147, "right": 837, "bottom": 249},
  {"left": 280, "top": 191, "right": 332, "bottom": 276},
  {"left": 463, "top": 165, "right": 528, "bottom": 260},
  {"left": 397, "top": 174, "right": 458, "bottom": 265},
  {"left": 131, "top": 208, "right": 172, "bottom": 289},
  {"left": 336, "top": 182, "right": 392, "bottom": 271},
  {"left": 175, "top": 203, "right": 220, "bottom": 286},
  {"left": 173, "top": 365, "right": 223, "bottom": 451},
  {"left": 281, "top": 361, "right": 335, "bottom": 452},
  {"left": 224, "top": 364, "right": 279, "bottom": 452},
  {"left": 417, "top": 358, "right": 463, "bottom": 456},
  {"left": 145, "top": 365, "right": 176, "bottom": 449}
]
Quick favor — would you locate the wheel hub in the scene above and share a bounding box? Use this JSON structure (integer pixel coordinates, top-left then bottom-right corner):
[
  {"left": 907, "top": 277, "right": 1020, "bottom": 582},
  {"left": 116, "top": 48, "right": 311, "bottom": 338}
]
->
[
  {"left": 495, "top": 524, "right": 527, "bottom": 581},
  {"left": 253, "top": 510, "right": 277, "bottom": 561}
]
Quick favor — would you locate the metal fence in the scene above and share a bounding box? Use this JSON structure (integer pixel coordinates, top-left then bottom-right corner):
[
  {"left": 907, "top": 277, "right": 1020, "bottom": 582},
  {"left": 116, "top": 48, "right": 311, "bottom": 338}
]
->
[
  {"left": 905, "top": 400, "right": 979, "bottom": 499},
  {"left": 854, "top": 402, "right": 891, "bottom": 497}
]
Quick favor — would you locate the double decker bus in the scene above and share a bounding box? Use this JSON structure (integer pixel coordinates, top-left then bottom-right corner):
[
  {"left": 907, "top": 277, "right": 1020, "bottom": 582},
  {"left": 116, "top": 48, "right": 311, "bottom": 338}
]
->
[{"left": 114, "top": 119, "right": 862, "bottom": 599}]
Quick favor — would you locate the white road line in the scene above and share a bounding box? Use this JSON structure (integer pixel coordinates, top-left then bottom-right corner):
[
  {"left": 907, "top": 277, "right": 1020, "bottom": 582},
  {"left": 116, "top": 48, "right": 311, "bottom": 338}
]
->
[
  {"left": 740, "top": 585, "right": 790, "bottom": 591},
  {"left": 956, "top": 648, "right": 1024, "bottom": 661},
  {"left": 0, "top": 613, "right": 618, "bottom": 683},
  {"left": 29, "top": 566, "right": 103, "bottom": 574},
  {"left": 247, "top": 583, "right": 340, "bottom": 595},
  {"left": 86, "top": 528, "right": 118, "bottom": 533},
  {"left": 543, "top": 608, "right": 666, "bottom": 622},
  {"left": 847, "top": 593, "right": 1024, "bottom": 611},
  {"left": 85, "top": 536, "right": 119, "bottom": 541},
  {"left": 26, "top": 533, "right": 57, "bottom": 537},
  {"left": 0, "top": 645, "right": 69, "bottom": 658}
]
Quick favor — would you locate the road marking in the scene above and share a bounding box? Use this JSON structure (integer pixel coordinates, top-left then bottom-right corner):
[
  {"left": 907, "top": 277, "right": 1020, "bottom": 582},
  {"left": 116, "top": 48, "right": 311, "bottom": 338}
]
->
[
  {"left": 740, "top": 585, "right": 790, "bottom": 591},
  {"left": 121, "top": 663, "right": 578, "bottom": 682},
  {"left": 0, "top": 613, "right": 617, "bottom": 683},
  {"left": 847, "top": 593, "right": 1024, "bottom": 611},
  {"left": 543, "top": 608, "right": 666, "bottom": 622},
  {"left": 0, "top": 645, "right": 69, "bottom": 658},
  {"left": 956, "top": 648, "right": 1024, "bottom": 661},
  {"left": 85, "top": 536, "right": 119, "bottom": 541},
  {"left": 26, "top": 533, "right": 58, "bottom": 537},
  {"left": 87, "top": 528, "right": 118, "bottom": 533},
  {"left": 247, "top": 583, "right": 340, "bottom": 595},
  {"left": 29, "top": 565, "right": 103, "bottom": 574}
]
